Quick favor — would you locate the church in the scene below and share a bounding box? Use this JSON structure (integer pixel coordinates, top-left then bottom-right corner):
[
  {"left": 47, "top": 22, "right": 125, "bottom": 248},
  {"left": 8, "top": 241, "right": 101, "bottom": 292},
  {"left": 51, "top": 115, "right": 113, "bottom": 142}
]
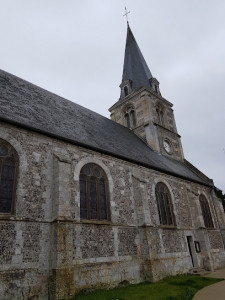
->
[{"left": 0, "top": 24, "right": 225, "bottom": 300}]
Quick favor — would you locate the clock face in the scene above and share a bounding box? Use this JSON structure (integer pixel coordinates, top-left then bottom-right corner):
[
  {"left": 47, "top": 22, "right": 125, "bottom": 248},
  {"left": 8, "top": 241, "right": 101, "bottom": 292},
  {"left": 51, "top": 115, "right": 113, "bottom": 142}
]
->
[{"left": 163, "top": 140, "right": 171, "bottom": 153}]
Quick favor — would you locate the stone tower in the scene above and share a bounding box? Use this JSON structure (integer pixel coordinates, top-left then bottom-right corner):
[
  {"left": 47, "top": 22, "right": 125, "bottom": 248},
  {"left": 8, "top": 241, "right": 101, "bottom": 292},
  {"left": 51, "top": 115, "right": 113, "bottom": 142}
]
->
[{"left": 109, "top": 24, "right": 184, "bottom": 161}]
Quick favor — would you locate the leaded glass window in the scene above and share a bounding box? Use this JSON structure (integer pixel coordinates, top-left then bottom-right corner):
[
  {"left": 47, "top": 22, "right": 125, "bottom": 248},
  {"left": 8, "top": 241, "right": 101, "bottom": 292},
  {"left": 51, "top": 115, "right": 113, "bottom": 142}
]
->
[
  {"left": 155, "top": 182, "right": 175, "bottom": 226},
  {"left": 199, "top": 194, "right": 214, "bottom": 228},
  {"left": 79, "top": 163, "right": 110, "bottom": 221},
  {"left": 0, "top": 139, "right": 18, "bottom": 214}
]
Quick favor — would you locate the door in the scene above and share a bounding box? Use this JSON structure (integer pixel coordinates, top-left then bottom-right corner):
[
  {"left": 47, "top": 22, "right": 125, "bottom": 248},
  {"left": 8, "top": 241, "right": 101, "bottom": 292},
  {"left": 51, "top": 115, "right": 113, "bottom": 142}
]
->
[{"left": 187, "top": 236, "right": 198, "bottom": 267}]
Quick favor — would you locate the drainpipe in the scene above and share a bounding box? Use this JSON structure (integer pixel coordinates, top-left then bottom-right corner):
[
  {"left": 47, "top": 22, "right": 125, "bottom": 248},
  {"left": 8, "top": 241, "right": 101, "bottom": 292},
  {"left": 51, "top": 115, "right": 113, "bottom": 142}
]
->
[{"left": 210, "top": 186, "right": 225, "bottom": 250}]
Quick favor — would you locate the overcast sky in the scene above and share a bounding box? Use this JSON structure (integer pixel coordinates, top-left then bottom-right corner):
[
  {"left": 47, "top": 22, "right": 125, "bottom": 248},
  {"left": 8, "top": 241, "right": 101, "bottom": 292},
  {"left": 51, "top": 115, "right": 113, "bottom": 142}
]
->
[{"left": 0, "top": 0, "right": 224, "bottom": 192}]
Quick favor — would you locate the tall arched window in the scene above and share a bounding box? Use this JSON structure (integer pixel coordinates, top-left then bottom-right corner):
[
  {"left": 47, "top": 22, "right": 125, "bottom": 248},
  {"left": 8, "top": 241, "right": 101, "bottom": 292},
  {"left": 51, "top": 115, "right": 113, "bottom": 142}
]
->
[
  {"left": 124, "top": 106, "right": 136, "bottom": 128},
  {"left": 0, "top": 139, "right": 18, "bottom": 214},
  {"left": 80, "top": 163, "right": 110, "bottom": 221},
  {"left": 155, "top": 182, "right": 175, "bottom": 226},
  {"left": 199, "top": 194, "right": 214, "bottom": 228}
]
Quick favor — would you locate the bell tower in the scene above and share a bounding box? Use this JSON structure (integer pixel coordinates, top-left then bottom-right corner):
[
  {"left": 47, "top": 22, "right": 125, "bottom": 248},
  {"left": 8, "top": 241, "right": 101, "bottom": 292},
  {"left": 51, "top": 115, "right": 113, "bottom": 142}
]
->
[{"left": 109, "top": 24, "right": 184, "bottom": 161}]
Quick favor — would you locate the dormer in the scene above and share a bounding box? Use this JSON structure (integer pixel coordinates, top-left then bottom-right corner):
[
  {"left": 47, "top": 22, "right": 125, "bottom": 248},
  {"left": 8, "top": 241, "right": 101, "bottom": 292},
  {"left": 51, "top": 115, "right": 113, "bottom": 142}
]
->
[
  {"left": 120, "top": 80, "right": 133, "bottom": 99},
  {"left": 150, "top": 77, "right": 161, "bottom": 95}
]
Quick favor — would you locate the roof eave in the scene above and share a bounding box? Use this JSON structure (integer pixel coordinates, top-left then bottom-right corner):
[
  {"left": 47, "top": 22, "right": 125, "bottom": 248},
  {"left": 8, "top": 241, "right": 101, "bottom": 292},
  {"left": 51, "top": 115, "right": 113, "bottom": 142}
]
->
[{"left": 0, "top": 117, "right": 212, "bottom": 188}]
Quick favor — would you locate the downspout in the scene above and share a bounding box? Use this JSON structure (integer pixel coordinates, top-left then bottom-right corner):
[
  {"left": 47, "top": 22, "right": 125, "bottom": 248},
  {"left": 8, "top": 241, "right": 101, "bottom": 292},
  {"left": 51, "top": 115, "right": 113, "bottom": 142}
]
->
[{"left": 210, "top": 187, "right": 225, "bottom": 249}]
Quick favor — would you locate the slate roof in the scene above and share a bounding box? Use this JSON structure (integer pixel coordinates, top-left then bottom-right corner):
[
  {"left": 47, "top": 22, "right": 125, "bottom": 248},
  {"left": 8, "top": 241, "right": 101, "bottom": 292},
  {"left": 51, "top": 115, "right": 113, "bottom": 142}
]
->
[
  {"left": 0, "top": 69, "right": 212, "bottom": 186},
  {"left": 122, "top": 25, "right": 153, "bottom": 91}
]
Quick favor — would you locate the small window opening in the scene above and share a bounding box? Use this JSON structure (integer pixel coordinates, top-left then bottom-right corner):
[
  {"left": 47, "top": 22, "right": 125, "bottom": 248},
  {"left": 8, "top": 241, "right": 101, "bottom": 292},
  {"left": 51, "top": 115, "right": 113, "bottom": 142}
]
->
[
  {"left": 124, "top": 86, "right": 128, "bottom": 97},
  {"left": 125, "top": 113, "right": 130, "bottom": 128},
  {"left": 130, "top": 110, "right": 136, "bottom": 127}
]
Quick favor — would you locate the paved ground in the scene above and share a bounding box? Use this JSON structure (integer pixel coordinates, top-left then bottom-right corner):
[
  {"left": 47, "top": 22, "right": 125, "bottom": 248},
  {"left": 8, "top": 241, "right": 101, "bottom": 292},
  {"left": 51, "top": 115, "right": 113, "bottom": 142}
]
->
[{"left": 193, "top": 268, "right": 225, "bottom": 300}]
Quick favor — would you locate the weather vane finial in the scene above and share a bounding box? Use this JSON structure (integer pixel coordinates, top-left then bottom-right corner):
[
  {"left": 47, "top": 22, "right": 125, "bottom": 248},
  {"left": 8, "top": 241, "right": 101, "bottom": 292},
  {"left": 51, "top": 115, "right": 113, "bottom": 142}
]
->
[{"left": 123, "top": 6, "right": 130, "bottom": 24}]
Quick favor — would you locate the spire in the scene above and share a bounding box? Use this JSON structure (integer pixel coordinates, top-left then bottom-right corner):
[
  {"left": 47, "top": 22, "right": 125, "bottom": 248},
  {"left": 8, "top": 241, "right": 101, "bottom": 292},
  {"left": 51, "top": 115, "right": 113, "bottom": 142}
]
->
[{"left": 122, "top": 24, "right": 153, "bottom": 92}]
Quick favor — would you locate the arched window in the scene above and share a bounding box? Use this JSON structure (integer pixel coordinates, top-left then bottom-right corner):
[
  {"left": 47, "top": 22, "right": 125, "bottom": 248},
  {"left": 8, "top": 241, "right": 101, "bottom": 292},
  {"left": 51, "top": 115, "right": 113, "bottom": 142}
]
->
[
  {"left": 124, "top": 106, "right": 136, "bottom": 128},
  {"left": 155, "top": 182, "right": 175, "bottom": 226},
  {"left": 0, "top": 139, "right": 18, "bottom": 214},
  {"left": 80, "top": 163, "right": 110, "bottom": 221},
  {"left": 199, "top": 194, "right": 214, "bottom": 228},
  {"left": 124, "top": 86, "right": 128, "bottom": 97}
]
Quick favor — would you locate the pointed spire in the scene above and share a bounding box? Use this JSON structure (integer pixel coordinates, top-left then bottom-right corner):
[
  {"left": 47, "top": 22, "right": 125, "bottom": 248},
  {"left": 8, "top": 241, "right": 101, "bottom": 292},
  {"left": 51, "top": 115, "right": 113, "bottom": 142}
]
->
[{"left": 122, "top": 24, "right": 153, "bottom": 92}]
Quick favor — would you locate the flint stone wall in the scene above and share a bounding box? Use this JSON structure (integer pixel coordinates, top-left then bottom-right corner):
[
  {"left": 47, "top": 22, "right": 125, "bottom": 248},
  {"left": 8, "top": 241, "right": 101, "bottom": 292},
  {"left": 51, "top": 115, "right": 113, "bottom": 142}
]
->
[{"left": 0, "top": 121, "right": 225, "bottom": 299}]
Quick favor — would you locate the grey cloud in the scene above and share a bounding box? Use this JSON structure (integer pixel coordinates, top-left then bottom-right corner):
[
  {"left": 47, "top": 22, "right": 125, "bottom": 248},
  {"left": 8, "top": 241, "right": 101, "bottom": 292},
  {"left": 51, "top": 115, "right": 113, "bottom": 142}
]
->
[{"left": 0, "top": 0, "right": 224, "bottom": 191}]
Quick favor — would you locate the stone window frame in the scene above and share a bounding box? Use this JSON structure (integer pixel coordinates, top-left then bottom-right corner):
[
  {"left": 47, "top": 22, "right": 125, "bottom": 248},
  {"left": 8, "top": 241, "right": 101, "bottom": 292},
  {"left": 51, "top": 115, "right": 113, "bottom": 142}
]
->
[
  {"left": 155, "top": 181, "right": 176, "bottom": 227},
  {"left": 199, "top": 194, "right": 214, "bottom": 229},
  {"left": 79, "top": 163, "right": 110, "bottom": 221},
  {"left": 74, "top": 158, "right": 114, "bottom": 224},
  {"left": 0, "top": 138, "right": 19, "bottom": 216},
  {"left": 123, "top": 104, "right": 136, "bottom": 129}
]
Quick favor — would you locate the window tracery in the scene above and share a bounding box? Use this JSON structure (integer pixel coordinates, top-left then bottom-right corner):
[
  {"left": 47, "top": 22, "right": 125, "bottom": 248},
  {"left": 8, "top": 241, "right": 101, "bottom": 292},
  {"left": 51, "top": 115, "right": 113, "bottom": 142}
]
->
[
  {"left": 155, "top": 182, "right": 175, "bottom": 226},
  {"left": 0, "top": 139, "right": 18, "bottom": 214},
  {"left": 79, "top": 163, "right": 110, "bottom": 221},
  {"left": 199, "top": 194, "right": 214, "bottom": 228}
]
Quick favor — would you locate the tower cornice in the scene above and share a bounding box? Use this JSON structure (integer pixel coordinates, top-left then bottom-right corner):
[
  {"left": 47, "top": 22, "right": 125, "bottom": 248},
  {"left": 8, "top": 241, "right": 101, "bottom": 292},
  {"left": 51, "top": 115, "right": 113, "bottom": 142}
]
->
[{"left": 109, "top": 87, "right": 173, "bottom": 112}]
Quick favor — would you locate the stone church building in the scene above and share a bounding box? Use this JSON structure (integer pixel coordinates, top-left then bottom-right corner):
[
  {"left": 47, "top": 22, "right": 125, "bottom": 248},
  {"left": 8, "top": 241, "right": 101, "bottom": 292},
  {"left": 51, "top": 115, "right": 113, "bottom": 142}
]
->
[{"left": 0, "top": 24, "right": 225, "bottom": 299}]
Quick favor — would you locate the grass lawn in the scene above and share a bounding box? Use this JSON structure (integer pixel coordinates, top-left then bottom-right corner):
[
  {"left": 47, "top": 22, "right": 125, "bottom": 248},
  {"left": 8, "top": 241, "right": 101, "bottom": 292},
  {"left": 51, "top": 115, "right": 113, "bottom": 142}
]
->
[{"left": 68, "top": 275, "right": 223, "bottom": 300}]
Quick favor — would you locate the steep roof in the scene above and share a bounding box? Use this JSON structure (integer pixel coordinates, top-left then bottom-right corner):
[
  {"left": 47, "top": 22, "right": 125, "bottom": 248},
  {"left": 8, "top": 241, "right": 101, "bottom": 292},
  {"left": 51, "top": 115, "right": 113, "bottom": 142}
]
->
[
  {"left": 122, "top": 24, "right": 153, "bottom": 91},
  {"left": 0, "top": 69, "right": 212, "bottom": 186}
]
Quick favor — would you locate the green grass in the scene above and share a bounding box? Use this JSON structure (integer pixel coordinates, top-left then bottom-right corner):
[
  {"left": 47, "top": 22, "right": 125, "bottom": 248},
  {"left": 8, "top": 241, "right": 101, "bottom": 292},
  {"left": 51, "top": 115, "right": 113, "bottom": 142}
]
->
[{"left": 68, "top": 275, "right": 223, "bottom": 300}]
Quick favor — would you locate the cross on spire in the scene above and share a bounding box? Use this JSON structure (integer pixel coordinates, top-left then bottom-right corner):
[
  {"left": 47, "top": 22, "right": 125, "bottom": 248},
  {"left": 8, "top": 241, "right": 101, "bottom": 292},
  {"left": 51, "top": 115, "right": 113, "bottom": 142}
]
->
[{"left": 123, "top": 6, "right": 130, "bottom": 24}]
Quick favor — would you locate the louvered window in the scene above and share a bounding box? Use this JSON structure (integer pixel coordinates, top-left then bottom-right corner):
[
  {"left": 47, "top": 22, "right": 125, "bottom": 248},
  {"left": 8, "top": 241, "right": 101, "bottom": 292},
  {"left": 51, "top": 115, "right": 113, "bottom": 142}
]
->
[
  {"left": 199, "top": 194, "right": 214, "bottom": 228},
  {"left": 125, "top": 113, "right": 130, "bottom": 128},
  {"left": 0, "top": 139, "right": 18, "bottom": 214},
  {"left": 80, "top": 164, "right": 110, "bottom": 221},
  {"left": 155, "top": 182, "right": 175, "bottom": 226}
]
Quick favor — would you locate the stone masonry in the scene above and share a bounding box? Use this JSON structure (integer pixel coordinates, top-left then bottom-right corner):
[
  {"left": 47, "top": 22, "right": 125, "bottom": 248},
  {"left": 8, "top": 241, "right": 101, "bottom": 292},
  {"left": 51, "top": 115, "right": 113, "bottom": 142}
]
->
[{"left": 0, "top": 121, "right": 225, "bottom": 299}]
